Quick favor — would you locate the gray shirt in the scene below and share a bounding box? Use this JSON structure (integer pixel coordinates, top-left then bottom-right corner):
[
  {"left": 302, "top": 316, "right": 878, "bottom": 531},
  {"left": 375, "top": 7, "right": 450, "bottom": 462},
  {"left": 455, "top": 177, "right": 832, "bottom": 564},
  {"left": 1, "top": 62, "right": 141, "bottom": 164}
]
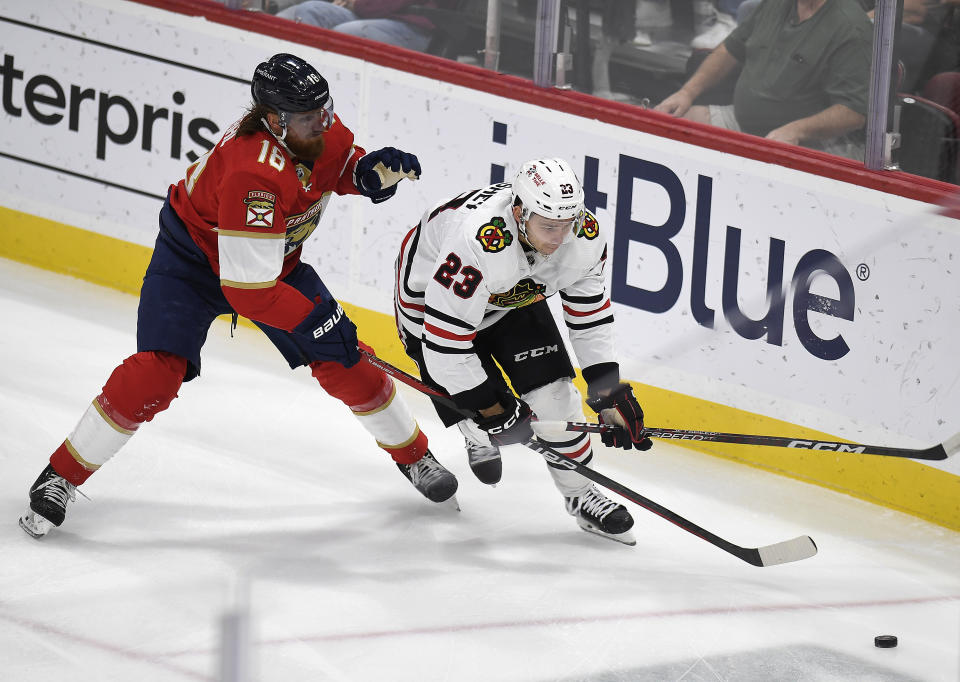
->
[{"left": 724, "top": 0, "right": 873, "bottom": 136}]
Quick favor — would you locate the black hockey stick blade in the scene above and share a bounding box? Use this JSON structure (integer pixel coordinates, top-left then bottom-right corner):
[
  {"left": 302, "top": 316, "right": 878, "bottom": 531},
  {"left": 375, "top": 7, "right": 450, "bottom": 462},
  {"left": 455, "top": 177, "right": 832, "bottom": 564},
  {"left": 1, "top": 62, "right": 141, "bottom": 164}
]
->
[
  {"left": 556, "top": 422, "right": 958, "bottom": 461},
  {"left": 524, "top": 439, "right": 817, "bottom": 567},
  {"left": 361, "top": 350, "right": 818, "bottom": 566}
]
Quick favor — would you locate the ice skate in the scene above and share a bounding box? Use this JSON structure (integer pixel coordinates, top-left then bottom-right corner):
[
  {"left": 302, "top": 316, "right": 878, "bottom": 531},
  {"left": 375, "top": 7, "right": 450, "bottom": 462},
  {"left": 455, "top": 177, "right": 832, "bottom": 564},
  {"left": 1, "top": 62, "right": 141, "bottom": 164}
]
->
[
  {"left": 565, "top": 485, "right": 635, "bottom": 545},
  {"left": 465, "top": 438, "right": 501, "bottom": 485},
  {"left": 19, "top": 464, "right": 77, "bottom": 538},
  {"left": 397, "top": 450, "right": 459, "bottom": 506}
]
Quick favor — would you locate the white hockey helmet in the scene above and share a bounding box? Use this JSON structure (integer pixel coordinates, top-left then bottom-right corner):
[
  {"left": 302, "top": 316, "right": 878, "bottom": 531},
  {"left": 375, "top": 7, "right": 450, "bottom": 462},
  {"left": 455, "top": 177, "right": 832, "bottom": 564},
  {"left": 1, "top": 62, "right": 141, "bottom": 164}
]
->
[{"left": 512, "top": 158, "right": 585, "bottom": 232}]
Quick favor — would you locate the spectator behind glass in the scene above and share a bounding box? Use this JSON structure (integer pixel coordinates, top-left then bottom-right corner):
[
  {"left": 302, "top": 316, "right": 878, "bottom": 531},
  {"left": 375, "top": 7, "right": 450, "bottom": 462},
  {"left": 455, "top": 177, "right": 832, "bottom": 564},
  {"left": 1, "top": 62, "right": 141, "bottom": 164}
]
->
[
  {"left": 656, "top": 0, "right": 872, "bottom": 160},
  {"left": 919, "top": 1, "right": 960, "bottom": 89},
  {"left": 868, "top": 0, "right": 936, "bottom": 94},
  {"left": 276, "top": 0, "right": 448, "bottom": 52}
]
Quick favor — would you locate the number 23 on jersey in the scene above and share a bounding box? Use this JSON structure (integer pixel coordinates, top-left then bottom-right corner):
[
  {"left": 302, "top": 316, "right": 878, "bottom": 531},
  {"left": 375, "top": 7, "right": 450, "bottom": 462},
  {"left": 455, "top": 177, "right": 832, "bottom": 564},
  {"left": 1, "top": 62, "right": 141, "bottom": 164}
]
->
[{"left": 433, "top": 252, "right": 483, "bottom": 298}]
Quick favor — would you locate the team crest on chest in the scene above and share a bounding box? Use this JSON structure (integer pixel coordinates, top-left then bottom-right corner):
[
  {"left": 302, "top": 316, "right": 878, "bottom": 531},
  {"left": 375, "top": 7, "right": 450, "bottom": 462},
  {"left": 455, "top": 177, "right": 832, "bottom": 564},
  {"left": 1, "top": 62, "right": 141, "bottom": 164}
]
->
[
  {"left": 577, "top": 212, "right": 599, "bottom": 240},
  {"left": 488, "top": 278, "right": 547, "bottom": 308},
  {"left": 244, "top": 190, "right": 276, "bottom": 228},
  {"left": 476, "top": 217, "right": 513, "bottom": 253},
  {"left": 296, "top": 163, "right": 313, "bottom": 190}
]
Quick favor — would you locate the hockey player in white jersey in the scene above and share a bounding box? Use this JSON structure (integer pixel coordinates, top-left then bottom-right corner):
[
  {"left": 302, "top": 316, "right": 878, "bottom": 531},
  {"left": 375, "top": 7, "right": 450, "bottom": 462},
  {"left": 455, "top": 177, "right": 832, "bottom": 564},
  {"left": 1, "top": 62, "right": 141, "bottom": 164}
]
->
[{"left": 394, "top": 158, "right": 653, "bottom": 544}]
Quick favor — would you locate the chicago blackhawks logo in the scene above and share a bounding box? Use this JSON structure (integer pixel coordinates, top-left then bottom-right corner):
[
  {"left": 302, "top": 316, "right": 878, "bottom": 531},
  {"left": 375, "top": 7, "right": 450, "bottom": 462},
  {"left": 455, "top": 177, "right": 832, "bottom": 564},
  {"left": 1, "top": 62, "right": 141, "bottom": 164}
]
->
[
  {"left": 244, "top": 190, "right": 277, "bottom": 228},
  {"left": 488, "top": 278, "right": 547, "bottom": 308},
  {"left": 476, "top": 217, "right": 513, "bottom": 253},
  {"left": 577, "top": 212, "right": 599, "bottom": 240}
]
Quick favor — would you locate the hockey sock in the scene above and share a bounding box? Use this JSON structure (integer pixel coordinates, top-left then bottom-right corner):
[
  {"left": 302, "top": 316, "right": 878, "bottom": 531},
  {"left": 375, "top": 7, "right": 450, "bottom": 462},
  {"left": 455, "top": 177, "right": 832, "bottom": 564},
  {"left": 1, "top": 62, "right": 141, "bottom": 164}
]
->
[
  {"left": 50, "top": 352, "right": 187, "bottom": 485},
  {"left": 310, "top": 353, "right": 428, "bottom": 465},
  {"left": 539, "top": 432, "right": 594, "bottom": 497},
  {"left": 523, "top": 379, "right": 595, "bottom": 497}
]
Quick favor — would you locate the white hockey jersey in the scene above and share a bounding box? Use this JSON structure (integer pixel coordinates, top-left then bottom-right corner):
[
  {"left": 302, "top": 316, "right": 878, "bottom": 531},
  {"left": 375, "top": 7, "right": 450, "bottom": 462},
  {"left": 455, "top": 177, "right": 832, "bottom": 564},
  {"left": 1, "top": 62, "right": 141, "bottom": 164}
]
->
[{"left": 395, "top": 182, "right": 615, "bottom": 398}]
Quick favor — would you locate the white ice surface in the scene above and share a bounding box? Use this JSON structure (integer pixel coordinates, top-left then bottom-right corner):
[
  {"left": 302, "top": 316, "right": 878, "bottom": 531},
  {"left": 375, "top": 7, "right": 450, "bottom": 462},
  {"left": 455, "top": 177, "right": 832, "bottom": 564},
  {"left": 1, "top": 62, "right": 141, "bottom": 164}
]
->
[{"left": 0, "top": 257, "right": 958, "bottom": 682}]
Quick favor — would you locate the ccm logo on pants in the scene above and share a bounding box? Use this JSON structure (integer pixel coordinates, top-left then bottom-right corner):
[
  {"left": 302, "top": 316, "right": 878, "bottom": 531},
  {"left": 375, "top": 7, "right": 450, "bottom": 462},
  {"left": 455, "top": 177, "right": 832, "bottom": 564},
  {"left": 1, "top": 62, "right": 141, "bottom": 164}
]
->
[{"left": 514, "top": 345, "right": 558, "bottom": 362}]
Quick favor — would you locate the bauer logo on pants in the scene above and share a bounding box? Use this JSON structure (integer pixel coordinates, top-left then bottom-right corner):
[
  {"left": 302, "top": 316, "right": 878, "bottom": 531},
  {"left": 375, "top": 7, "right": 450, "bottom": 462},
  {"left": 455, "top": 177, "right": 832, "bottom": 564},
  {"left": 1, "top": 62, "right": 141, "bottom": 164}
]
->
[{"left": 244, "top": 190, "right": 277, "bottom": 228}]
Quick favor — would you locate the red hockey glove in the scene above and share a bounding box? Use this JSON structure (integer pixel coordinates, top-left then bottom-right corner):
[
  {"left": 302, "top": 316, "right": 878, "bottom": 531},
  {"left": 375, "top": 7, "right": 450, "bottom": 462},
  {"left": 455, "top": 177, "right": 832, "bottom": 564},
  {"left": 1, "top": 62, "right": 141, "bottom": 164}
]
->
[
  {"left": 586, "top": 383, "right": 652, "bottom": 451},
  {"left": 475, "top": 396, "right": 535, "bottom": 447}
]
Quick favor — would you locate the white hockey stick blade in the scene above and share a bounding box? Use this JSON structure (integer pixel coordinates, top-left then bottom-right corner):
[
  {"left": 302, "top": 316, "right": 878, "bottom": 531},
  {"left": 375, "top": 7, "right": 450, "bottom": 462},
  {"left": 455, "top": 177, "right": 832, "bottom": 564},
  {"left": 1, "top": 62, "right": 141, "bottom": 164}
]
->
[
  {"left": 942, "top": 432, "right": 960, "bottom": 458},
  {"left": 374, "top": 161, "right": 419, "bottom": 188},
  {"left": 755, "top": 535, "right": 818, "bottom": 567}
]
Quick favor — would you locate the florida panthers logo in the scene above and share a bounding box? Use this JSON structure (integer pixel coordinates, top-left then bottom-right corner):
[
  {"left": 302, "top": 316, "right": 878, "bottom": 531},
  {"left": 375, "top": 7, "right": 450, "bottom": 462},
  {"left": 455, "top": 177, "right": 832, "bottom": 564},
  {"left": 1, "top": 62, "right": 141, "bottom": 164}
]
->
[
  {"left": 244, "top": 190, "right": 277, "bottom": 228},
  {"left": 577, "top": 212, "right": 598, "bottom": 240},
  {"left": 476, "top": 217, "right": 513, "bottom": 253},
  {"left": 488, "top": 278, "right": 547, "bottom": 308}
]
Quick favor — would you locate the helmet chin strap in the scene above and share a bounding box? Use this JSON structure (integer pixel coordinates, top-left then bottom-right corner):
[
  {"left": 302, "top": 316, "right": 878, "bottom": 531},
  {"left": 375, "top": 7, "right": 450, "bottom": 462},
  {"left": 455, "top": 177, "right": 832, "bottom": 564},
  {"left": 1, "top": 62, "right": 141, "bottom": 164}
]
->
[
  {"left": 516, "top": 205, "right": 551, "bottom": 259},
  {"left": 517, "top": 217, "right": 557, "bottom": 260},
  {"left": 261, "top": 113, "right": 296, "bottom": 157}
]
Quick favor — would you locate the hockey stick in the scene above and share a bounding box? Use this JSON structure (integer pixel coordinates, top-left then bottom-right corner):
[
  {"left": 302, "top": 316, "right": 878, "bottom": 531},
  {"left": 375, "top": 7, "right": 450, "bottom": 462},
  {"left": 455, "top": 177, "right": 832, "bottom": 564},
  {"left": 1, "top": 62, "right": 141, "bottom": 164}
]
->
[
  {"left": 362, "top": 349, "right": 817, "bottom": 567},
  {"left": 549, "top": 422, "right": 958, "bottom": 462},
  {"left": 522, "top": 438, "right": 817, "bottom": 567},
  {"left": 361, "top": 350, "right": 956, "bottom": 461}
]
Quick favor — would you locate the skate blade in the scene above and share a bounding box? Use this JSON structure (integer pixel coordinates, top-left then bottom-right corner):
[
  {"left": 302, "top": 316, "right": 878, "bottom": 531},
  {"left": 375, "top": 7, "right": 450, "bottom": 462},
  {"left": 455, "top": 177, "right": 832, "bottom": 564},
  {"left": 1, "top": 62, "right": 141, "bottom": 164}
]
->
[
  {"left": 576, "top": 517, "right": 636, "bottom": 546},
  {"left": 437, "top": 495, "right": 461, "bottom": 512},
  {"left": 19, "top": 511, "right": 55, "bottom": 538}
]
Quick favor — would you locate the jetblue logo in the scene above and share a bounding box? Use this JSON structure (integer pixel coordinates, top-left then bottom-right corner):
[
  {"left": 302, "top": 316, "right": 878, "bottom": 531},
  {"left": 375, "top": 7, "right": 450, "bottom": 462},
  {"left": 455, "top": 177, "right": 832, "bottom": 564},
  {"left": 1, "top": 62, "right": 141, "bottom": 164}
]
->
[
  {"left": 603, "top": 156, "right": 856, "bottom": 361},
  {"left": 514, "top": 344, "right": 559, "bottom": 362}
]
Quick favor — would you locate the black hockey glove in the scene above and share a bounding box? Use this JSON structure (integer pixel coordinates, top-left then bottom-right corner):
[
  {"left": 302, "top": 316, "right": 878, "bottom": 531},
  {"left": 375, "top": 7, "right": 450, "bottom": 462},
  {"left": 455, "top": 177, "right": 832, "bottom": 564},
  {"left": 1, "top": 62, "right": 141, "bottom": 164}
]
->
[
  {"left": 355, "top": 147, "right": 421, "bottom": 203},
  {"left": 586, "top": 383, "right": 653, "bottom": 451},
  {"left": 475, "top": 396, "right": 535, "bottom": 447},
  {"left": 292, "top": 297, "right": 360, "bottom": 367}
]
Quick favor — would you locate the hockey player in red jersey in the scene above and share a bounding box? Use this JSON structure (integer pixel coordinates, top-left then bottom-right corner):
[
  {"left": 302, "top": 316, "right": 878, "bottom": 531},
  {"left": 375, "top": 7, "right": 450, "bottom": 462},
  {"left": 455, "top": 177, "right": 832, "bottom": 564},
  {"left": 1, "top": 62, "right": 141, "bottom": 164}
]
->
[
  {"left": 395, "top": 158, "right": 652, "bottom": 544},
  {"left": 19, "top": 53, "right": 457, "bottom": 538}
]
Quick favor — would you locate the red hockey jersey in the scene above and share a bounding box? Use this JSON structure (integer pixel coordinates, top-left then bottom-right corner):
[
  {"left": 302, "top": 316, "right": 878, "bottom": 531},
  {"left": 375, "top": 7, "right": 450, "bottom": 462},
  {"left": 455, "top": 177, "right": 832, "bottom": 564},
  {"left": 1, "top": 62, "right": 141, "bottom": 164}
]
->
[{"left": 168, "top": 115, "right": 364, "bottom": 331}]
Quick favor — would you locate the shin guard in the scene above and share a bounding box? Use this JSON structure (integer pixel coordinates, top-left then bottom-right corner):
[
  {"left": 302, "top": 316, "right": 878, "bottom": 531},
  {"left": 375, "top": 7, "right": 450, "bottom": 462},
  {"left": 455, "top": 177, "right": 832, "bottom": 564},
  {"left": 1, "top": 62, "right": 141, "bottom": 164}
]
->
[
  {"left": 51, "top": 352, "right": 187, "bottom": 485},
  {"left": 311, "top": 356, "right": 428, "bottom": 464},
  {"left": 524, "top": 379, "right": 594, "bottom": 497}
]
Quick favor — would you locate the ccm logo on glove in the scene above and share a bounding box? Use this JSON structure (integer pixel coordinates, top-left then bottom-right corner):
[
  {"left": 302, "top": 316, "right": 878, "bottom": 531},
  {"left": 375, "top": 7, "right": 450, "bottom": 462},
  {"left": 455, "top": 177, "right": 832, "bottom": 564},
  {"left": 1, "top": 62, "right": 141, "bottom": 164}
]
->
[
  {"left": 485, "top": 407, "right": 522, "bottom": 434},
  {"left": 310, "top": 303, "right": 344, "bottom": 338}
]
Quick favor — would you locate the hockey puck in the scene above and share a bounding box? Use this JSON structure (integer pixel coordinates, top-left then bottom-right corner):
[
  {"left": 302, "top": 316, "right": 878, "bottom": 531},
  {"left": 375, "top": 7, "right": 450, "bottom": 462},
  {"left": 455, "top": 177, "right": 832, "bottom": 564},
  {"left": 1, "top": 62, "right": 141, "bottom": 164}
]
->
[{"left": 874, "top": 635, "right": 898, "bottom": 648}]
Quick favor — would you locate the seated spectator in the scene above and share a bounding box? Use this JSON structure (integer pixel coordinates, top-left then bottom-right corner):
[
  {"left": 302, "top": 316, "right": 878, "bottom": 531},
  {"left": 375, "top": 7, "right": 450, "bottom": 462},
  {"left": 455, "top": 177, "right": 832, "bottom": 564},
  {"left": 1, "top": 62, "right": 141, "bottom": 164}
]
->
[
  {"left": 897, "top": 0, "right": 960, "bottom": 95},
  {"left": 736, "top": 0, "right": 932, "bottom": 93},
  {"left": 692, "top": 0, "right": 739, "bottom": 49},
  {"left": 736, "top": 0, "right": 763, "bottom": 23},
  {"left": 593, "top": 2, "right": 640, "bottom": 98},
  {"left": 634, "top": 0, "right": 737, "bottom": 47},
  {"left": 655, "top": 0, "right": 872, "bottom": 160},
  {"left": 276, "top": 0, "right": 447, "bottom": 52}
]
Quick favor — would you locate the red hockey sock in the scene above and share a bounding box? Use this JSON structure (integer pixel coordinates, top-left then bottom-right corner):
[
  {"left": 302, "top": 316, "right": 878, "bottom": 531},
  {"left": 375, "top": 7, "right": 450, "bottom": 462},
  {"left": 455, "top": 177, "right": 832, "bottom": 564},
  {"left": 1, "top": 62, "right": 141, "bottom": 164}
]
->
[
  {"left": 311, "top": 348, "right": 428, "bottom": 464},
  {"left": 50, "top": 351, "right": 187, "bottom": 485},
  {"left": 310, "top": 354, "right": 392, "bottom": 410}
]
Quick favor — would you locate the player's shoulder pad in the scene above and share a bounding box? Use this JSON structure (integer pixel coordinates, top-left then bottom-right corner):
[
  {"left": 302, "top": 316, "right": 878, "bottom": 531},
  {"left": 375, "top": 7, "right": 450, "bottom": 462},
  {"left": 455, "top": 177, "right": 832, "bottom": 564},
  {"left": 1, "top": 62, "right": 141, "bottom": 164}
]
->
[
  {"left": 467, "top": 188, "right": 517, "bottom": 255},
  {"left": 576, "top": 209, "right": 601, "bottom": 241},
  {"left": 225, "top": 131, "right": 294, "bottom": 177},
  {"left": 324, "top": 116, "right": 355, "bottom": 156},
  {"left": 473, "top": 214, "right": 517, "bottom": 255}
]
